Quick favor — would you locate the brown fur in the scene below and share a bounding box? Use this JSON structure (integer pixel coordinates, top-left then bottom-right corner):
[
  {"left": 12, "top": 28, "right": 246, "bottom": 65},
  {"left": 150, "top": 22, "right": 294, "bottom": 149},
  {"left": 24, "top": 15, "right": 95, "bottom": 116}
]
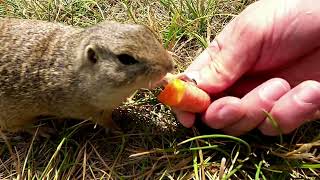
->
[{"left": 0, "top": 17, "right": 173, "bottom": 131}]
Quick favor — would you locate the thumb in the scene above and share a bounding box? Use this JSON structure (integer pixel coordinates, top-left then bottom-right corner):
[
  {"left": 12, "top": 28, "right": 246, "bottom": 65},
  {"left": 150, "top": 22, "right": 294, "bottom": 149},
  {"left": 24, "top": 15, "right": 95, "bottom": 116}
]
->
[{"left": 184, "top": 1, "right": 267, "bottom": 94}]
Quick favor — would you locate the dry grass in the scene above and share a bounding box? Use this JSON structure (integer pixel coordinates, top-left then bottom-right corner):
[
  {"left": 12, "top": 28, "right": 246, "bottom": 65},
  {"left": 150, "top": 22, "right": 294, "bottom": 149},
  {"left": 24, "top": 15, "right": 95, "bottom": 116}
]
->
[{"left": 0, "top": 0, "right": 320, "bottom": 179}]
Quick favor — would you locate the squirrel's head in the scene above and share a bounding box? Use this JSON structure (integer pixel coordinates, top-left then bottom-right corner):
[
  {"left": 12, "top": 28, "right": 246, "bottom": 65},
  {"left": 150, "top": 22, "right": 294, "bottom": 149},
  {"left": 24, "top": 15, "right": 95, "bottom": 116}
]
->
[{"left": 73, "top": 21, "right": 174, "bottom": 108}]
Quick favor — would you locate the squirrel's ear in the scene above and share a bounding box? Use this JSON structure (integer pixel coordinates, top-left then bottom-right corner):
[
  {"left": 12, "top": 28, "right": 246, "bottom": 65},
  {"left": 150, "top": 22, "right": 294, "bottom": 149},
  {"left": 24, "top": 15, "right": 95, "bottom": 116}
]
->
[{"left": 85, "top": 45, "right": 98, "bottom": 64}]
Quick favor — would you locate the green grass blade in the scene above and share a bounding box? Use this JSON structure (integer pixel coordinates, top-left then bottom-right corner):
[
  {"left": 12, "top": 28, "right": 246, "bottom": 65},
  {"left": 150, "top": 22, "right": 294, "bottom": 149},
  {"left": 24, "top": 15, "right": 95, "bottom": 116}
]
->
[
  {"left": 178, "top": 134, "right": 251, "bottom": 155},
  {"left": 255, "top": 160, "right": 263, "bottom": 180},
  {"left": 40, "top": 137, "right": 66, "bottom": 179}
]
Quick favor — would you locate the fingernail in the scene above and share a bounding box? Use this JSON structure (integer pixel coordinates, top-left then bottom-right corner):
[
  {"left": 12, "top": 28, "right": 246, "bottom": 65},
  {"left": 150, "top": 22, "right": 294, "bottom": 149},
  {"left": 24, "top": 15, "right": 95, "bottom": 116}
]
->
[
  {"left": 185, "top": 72, "right": 200, "bottom": 84},
  {"left": 259, "top": 80, "right": 289, "bottom": 102},
  {"left": 294, "top": 85, "right": 319, "bottom": 104}
]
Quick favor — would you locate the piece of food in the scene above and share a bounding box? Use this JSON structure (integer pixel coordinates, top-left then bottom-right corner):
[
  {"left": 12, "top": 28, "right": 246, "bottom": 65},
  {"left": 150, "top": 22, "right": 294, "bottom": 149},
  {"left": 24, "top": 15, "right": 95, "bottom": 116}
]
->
[{"left": 157, "top": 79, "right": 211, "bottom": 113}]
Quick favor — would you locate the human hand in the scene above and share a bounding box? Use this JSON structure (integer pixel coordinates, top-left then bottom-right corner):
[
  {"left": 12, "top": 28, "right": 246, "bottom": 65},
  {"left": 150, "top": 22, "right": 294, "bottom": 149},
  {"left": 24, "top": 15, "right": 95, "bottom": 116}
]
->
[{"left": 174, "top": 0, "right": 320, "bottom": 136}]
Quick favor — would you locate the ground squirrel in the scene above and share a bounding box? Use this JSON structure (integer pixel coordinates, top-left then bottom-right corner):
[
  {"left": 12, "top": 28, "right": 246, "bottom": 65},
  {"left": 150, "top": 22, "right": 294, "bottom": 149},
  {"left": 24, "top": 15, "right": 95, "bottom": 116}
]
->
[{"left": 0, "top": 17, "right": 173, "bottom": 132}]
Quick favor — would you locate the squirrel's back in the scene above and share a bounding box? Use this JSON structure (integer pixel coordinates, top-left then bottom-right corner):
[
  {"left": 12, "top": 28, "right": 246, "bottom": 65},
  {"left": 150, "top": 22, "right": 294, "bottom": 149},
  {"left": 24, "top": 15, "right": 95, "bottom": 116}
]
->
[{"left": 0, "top": 18, "right": 81, "bottom": 99}]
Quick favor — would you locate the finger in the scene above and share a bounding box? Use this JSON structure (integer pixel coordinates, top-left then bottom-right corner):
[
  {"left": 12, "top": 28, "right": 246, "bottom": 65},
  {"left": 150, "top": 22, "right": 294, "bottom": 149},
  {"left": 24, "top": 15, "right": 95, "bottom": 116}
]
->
[
  {"left": 259, "top": 80, "right": 320, "bottom": 136},
  {"left": 222, "top": 78, "right": 291, "bottom": 136},
  {"left": 184, "top": 2, "right": 267, "bottom": 94},
  {"left": 172, "top": 108, "right": 196, "bottom": 128},
  {"left": 202, "top": 96, "right": 245, "bottom": 129}
]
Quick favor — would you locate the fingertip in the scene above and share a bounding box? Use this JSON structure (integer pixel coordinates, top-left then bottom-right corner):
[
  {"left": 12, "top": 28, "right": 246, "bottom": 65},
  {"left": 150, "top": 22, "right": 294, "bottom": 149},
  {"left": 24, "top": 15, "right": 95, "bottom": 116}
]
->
[
  {"left": 293, "top": 80, "right": 320, "bottom": 105},
  {"left": 203, "top": 97, "right": 245, "bottom": 129},
  {"left": 259, "top": 80, "right": 320, "bottom": 136},
  {"left": 172, "top": 108, "right": 196, "bottom": 128}
]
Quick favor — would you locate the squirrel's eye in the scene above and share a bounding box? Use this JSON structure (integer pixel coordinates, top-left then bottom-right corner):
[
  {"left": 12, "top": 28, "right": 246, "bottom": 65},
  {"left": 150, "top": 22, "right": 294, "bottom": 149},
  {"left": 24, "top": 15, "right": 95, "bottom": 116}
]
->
[
  {"left": 117, "top": 54, "right": 139, "bottom": 65},
  {"left": 87, "top": 48, "right": 98, "bottom": 64}
]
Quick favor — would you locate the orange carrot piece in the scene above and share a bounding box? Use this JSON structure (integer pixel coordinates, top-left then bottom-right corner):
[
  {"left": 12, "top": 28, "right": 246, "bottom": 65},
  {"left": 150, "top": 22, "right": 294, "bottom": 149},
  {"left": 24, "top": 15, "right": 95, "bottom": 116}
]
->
[{"left": 157, "top": 79, "right": 211, "bottom": 113}]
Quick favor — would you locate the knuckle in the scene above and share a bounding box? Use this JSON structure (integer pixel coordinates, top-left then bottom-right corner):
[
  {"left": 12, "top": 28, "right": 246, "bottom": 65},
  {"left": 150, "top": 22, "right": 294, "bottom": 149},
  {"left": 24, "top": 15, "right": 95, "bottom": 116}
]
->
[{"left": 209, "top": 59, "right": 235, "bottom": 85}]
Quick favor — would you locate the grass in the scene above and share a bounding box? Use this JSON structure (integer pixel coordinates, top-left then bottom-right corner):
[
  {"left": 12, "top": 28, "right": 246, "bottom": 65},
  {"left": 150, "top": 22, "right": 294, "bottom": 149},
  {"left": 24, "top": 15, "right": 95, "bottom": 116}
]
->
[{"left": 1, "top": 0, "right": 320, "bottom": 179}]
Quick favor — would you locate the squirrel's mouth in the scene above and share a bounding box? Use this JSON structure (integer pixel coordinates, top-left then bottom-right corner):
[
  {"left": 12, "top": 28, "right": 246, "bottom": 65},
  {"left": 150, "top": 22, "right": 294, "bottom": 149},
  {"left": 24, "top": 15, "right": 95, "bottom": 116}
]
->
[
  {"left": 145, "top": 63, "right": 174, "bottom": 89},
  {"left": 148, "top": 72, "right": 172, "bottom": 89},
  {"left": 150, "top": 73, "right": 197, "bottom": 89}
]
